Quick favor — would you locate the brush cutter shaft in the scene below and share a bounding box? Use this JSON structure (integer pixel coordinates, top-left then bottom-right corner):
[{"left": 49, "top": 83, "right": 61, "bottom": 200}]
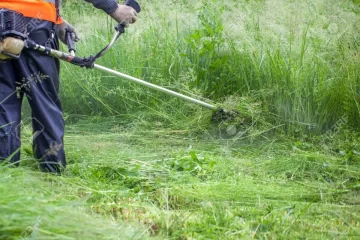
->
[
  {"left": 94, "top": 64, "right": 216, "bottom": 110},
  {"left": 24, "top": 39, "right": 86, "bottom": 65}
]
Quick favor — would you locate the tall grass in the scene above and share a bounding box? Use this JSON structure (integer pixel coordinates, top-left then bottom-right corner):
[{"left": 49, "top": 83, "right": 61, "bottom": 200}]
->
[{"left": 59, "top": 0, "right": 360, "bottom": 134}]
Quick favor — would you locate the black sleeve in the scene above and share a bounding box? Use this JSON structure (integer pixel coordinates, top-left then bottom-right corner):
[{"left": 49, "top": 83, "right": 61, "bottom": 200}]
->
[{"left": 84, "top": 0, "right": 118, "bottom": 14}]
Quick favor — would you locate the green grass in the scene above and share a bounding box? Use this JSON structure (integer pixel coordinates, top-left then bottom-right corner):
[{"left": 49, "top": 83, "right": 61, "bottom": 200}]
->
[
  {"left": 1, "top": 118, "right": 359, "bottom": 239},
  {"left": 2, "top": 0, "right": 360, "bottom": 239},
  {"left": 57, "top": 0, "right": 360, "bottom": 133}
]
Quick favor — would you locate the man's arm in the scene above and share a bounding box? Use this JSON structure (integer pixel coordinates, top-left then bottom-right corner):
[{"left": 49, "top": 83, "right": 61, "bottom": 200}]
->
[
  {"left": 84, "top": 0, "right": 118, "bottom": 14},
  {"left": 58, "top": 0, "right": 137, "bottom": 44},
  {"left": 84, "top": 0, "right": 137, "bottom": 25}
]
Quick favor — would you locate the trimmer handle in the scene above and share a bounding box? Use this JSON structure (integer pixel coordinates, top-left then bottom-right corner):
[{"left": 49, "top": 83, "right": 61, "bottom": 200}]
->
[
  {"left": 117, "top": 0, "right": 141, "bottom": 33},
  {"left": 64, "top": 0, "right": 141, "bottom": 56},
  {"left": 65, "top": 29, "right": 76, "bottom": 56}
]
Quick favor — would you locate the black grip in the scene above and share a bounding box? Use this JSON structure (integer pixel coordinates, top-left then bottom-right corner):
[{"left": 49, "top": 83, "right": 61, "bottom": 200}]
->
[
  {"left": 125, "top": 0, "right": 141, "bottom": 13},
  {"left": 65, "top": 30, "right": 76, "bottom": 53}
]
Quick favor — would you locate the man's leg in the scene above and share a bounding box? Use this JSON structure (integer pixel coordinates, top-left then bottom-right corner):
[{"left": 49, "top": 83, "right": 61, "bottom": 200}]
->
[
  {"left": 18, "top": 20, "right": 66, "bottom": 173},
  {"left": 0, "top": 61, "right": 23, "bottom": 165}
]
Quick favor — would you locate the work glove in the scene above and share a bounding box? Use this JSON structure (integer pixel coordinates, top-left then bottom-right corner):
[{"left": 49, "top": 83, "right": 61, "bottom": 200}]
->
[
  {"left": 109, "top": 4, "right": 137, "bottom": 27},
  {"left": 58, "top": 19, "right": 80, "bottom": 44},
  {"left": 0, "top": 37, "right": 24, "bottom": 60}
]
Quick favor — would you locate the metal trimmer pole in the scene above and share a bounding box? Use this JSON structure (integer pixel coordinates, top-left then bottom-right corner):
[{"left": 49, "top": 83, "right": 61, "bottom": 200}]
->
[
  {"left": 24, "top": 39, "right": 216, "bottom": 110},
  {"left": 93, "top": 64, "right": 216, "bottom": 110}
]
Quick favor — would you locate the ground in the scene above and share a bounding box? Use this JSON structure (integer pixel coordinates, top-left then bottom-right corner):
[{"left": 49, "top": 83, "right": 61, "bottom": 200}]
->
[{"left": 1, "top": 117, "right": 358, "bottom": 239}]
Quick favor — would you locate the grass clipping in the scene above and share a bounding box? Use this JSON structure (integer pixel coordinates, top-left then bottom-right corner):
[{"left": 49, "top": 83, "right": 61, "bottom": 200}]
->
[
  {"left": 205, "top": 95, "right": 275, "bottom": 140},
  {"left": 0, "top": 167, "right": 148, "bottom": 240}
]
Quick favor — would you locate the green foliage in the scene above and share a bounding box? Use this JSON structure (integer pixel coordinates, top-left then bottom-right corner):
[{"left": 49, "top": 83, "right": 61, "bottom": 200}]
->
[{"left": 56, "top": 0, "right": 360, "bottom": 135}]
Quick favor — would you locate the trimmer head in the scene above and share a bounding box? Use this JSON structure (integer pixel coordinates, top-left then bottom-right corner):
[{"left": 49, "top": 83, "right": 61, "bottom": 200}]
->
[{"left": 211, "top": 108, "right": 240, "bottom": 123}]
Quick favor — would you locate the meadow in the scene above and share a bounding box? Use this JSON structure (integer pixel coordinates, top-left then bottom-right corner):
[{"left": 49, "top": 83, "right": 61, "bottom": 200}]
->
[{"left": 1, "top": 0, "right": 360, "bottom": 239}]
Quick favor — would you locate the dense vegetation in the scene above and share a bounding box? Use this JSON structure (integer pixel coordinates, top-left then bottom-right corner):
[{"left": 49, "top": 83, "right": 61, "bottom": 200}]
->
[
  {"left": 1, "top": 0, "right": 360, "bottom": 239},
  {"left": 60, "top": 0, "right": 360, "bottom": 133}
]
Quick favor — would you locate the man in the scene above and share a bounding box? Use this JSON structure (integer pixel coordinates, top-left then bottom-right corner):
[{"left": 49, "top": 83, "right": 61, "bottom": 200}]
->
[{"left": 0, "top": 0, "right": 137, "bottom": 173}]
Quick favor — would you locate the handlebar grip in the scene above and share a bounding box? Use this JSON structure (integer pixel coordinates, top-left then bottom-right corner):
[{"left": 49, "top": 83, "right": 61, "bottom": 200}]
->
[
  {"left": 65, "top": 30, "right": 76, "bottom": 54},
  {"left": 125, "top": 0, "right": 141, "bottom": 13}
]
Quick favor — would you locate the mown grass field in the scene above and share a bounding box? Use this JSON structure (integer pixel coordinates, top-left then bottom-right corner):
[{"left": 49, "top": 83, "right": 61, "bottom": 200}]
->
[
  {"left": 1, "top": 0, "right": 360, "bottom": 239},
  {"left": 1, "top": 118, "right": 360, "bottom": 239}
]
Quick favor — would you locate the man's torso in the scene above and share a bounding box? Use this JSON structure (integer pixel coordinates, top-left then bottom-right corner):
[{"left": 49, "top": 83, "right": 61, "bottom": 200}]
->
[{"left": 0, "top": 0, "right": 59, "bottom": 23}]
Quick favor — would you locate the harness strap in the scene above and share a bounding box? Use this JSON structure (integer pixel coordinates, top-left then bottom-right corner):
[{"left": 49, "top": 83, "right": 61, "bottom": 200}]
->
[{"left": 55, "top": 0, "right": 60, "bottom": 22}]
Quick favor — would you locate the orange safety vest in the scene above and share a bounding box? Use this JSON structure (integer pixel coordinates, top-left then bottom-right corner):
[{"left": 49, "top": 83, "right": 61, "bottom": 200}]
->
[{"left": 0, "top": 0, "right": 62, "bottom": 24}]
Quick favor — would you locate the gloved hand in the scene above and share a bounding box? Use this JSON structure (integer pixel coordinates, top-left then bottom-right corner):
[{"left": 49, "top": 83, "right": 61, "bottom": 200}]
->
[
  {"left": 58, "top": 19, "right": 80, "bottom": 44},
  {"left": 109, "top": 4, "right": 137, "bottom": 27},
  {"left": 0, "top": 37, "right": 24, "bottom": 60}
]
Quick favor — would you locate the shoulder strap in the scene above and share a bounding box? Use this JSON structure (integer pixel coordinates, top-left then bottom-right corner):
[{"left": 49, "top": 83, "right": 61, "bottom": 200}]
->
[
  {"left": 55, "top": 0, "right": 60, "bottom": 22},
  {"left": 55, "top": 0, "right": 61, "bottom": 8}
]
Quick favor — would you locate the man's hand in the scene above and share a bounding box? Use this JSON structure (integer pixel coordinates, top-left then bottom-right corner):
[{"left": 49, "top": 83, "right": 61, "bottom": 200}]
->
[
  {"left": 58, "top": 20, "right": 80, "bottom": 44},
  {"left": 109, "top": 4, "right": 137, "bottom": 27}
]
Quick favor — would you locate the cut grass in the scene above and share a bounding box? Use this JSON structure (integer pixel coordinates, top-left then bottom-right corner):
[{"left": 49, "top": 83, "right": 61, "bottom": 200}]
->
[
  {"left": 0, "top": 167, "right": 149, "bottom": 240},
  {"left": 1, "top": 118, "right": 358, "bottom": 239}
]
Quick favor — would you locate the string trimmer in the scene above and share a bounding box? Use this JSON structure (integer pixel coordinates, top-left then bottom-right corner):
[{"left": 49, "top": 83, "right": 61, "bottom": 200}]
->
[{"left": 0, "top": 0, "right": 238, "bottom": 122}]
